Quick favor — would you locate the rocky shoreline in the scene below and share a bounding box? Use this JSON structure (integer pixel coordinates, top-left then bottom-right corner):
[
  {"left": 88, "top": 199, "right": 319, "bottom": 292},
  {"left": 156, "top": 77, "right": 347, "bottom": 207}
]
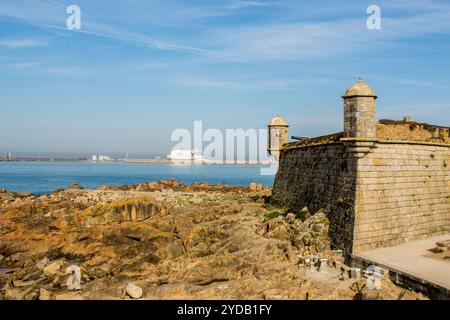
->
[{"left": 0, "top": 180, "right": 426, "bottom": 300}]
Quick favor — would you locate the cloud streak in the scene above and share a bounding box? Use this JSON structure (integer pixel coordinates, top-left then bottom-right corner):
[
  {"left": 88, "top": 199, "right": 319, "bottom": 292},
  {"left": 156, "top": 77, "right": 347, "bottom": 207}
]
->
[
  {"left": 204, "top": 7, "right": 450, "bottom": 61},
  {"left": 2, "top": 0, "right": 450, "bottom": 62},
  {"left": 170, "top": 75, "right": 334, "bottom": 90},
  {"left": 228, "top": 0, "right": 278, "bottom": 9},
  {"left": 2, "top": 61, "right": 42, "bottom": 69},
  {"left": 42, "top": 23, "right": 226, "bottom": 57},
  {"left": 0, "top": 38, "right": 48, "bottom": 48},
  {"left": 1, "top": 59, "right": 90, "bottom": 76},
  {"left": 0, "top": 1, "right": 226, "bottom": 57}
]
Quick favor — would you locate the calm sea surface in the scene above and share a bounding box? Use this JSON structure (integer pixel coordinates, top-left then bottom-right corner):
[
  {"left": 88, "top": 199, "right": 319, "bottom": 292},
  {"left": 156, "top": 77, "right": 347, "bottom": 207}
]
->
[{"left": 0, "top": 161, "right": 275, "bottom": 194}]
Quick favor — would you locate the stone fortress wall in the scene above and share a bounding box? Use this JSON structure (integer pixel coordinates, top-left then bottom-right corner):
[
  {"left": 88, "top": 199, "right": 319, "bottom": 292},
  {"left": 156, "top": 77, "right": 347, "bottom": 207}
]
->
[
  {"left": 352, "top": 140, "right": 450, "bottom": 252},
  {"left": 272, "top": 141, "right": 358, "bottom": 255},
  {"left": 271, "top": 79, "right": 450, "bottom": 256}
]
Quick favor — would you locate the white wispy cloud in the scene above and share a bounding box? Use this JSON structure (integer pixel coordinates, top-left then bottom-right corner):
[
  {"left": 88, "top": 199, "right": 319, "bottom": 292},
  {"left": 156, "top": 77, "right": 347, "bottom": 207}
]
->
[
  {"left": 228, "top": 0, "right": 278, "bottom": 10},
  {"left": 0, "top": 1, "right": 223, "bottom": 56},
  {"left": 204, "top": 6, "right": 450, "bottom": 61},
  {"left": 2, "top": 61, "right": 42, "bottom": 69},
  {"left": 170, "top": 75, "right": 334, "bottom": 90},
  {"left": 1, "top": 0, "right": 450, "bottom": 62},
  {"left": 131, "top": 60, "right": 191, "bottom": 70},
  {"left": 0, "top": 38, "right": 48, "bottom": 48},
  {"left": 46, "top": 66, "right": 90, "bottom": 76},
  {"left": 52, "top": 23, "right": 229, "bottom": 57},
  {"left": 1, "top": 59, "right": 90, "bottom": 76}
]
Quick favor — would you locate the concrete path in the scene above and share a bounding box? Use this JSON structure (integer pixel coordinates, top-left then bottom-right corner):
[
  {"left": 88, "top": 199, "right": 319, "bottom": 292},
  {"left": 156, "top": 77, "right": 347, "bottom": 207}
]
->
[{"left": 354, "top": 234, "right": 450, "bottom": 290}]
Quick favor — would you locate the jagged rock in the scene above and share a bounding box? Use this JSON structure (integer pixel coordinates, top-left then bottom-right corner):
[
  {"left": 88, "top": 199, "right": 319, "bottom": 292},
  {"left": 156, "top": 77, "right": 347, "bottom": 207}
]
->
[
  {"left": 296, "top": 207, "right": 311, "bottom": 221},
  {"left": 188, "top": 242, "right": 212, "bottom": 257},
  {"left": 9, "top": 253, "right": 23, "bottom": 262},
  {"left": 4, "top": 287, "right": 26, "bottom": 300},
  {"left": 36, "top": 258, "right": 49, "bottom": 270},
  {"left": 436, "top": 240, "right": 450, "bottom": 249},
  {"left": 43, "top": 261, "right": 64, "bottom": 277},
  {"left": 68, "top": 184, "right": 83, "bottom": 190},
  {"left": 39, "top": 288, "right": 55, "bottom": 300},
  {"left": 189, "top": 196, "right": 203, "bottom": 204},
  {"left": 340, "top": 265, "right": 350, "bottom": 280},
  {"left": 0, "top": 193, "right": 14, "bottom": 201},
  {"left": 126, "top": 283, "right": 143, "bottom": 299},
  {"left": 45, "top": 208, "right": 67, "bottom": 218},
  {"left": 72, "top": 197, "right": 168, "bottom": 226},
  {"left": 12, "top": 278, "right": 42, "bottom": 288},
  {"left": 162, "top": 240, "right": 185, "bottom": 259},
  {"left": 88, "top": 266, "right": 109, "bottom": 280},
  {"left": 259, "top": 208, "right": 331, "bottom": 254},
  {"left": 16, "top": 192, "right": 33, "bottom": 198},
  {"left": 248, "top": 183, "right": 263, "bottom": 192},
  {"left": 285, "top": 213, "right": 297, "bottom": 224},
  {"left": 433, "top": 246, "right": 446, "bottom": 253},
  {"left": 266, "top": 218, "right": 291, "bottom": 241},
  {"left": 186, "top": 226, "right": 208, "bottom": 249},
  {"left": 0, "top": 180, "right": 426, "bottom": 300},
  {"left": 255, "top": 223, "right": 269, "bottom": 237},
  {"left": 358, "top": 286, "right": 381, "bottom": 300}
]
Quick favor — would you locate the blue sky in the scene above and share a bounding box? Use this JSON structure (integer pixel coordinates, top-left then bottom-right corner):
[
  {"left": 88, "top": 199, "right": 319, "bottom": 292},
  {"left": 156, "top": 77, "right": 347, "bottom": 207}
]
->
[{"left": 1, "top": 0, "right": 449, "bottom": 156}]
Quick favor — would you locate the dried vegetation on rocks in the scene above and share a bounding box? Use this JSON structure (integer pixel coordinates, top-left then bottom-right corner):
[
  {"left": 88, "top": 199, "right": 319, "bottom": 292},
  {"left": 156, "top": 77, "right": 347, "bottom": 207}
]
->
[{"left": 0, "top": 180, "right": 426, "bottom": 300}]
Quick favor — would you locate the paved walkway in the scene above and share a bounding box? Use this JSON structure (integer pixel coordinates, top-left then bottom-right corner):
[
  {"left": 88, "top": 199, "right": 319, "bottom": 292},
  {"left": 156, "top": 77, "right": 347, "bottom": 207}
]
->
[{"left": 354, "top": 234, "right": 450, "bottom": 290}]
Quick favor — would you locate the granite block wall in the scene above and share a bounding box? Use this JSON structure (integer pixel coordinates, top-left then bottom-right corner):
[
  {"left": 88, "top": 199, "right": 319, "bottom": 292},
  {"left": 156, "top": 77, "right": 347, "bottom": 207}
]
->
[
  {"left": 352, "top": 141, "right": 450, "bottom": 252},
  {"left": 272, "top": 143, "right": 358, "bottom": 255},
  {"left": 272, "top": 140, "right": 450, "bottom": 256}
]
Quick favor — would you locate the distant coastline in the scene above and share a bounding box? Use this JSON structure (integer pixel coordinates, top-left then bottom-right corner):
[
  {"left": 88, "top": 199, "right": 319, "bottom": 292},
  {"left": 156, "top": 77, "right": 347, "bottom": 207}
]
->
[
  {"left": 123, "top": 159, "right": 274, "bottom": 165},
  {"left": 0, "top": 158, "right": 274, "bottom": 165},
  {"left": 0, "top": 157, "right": 88, "bottom": 162}
]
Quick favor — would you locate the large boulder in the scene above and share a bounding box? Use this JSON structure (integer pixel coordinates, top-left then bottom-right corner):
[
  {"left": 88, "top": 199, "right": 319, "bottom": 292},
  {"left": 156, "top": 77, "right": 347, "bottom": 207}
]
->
[{"left": 126, "top": 283, "right": 143, "bottom": 299}]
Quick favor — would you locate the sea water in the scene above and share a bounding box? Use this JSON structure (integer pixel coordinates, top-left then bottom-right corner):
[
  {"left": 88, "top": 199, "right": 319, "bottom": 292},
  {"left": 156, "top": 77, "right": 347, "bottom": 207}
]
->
[{"left": 0, "top": 161, "right": 275, "bottom": 194}]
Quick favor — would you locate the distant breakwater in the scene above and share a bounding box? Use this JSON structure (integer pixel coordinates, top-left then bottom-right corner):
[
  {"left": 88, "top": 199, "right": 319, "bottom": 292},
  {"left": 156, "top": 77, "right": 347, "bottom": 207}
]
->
[{"left": 0, "top": 157, "right": 88, "bottom": 162}]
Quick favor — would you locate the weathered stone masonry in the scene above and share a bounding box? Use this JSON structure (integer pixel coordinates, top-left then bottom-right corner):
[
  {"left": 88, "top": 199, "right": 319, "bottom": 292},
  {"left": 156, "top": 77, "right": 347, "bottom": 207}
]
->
[
  {"left": 271, "top": 79, "right": 450, "bottom": 256},
  {"left": 273, "top": 141, "right": 358, "bottom": 255},
  {"left": 352, "top": 140, "right": 450, "bottom": 252}
]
